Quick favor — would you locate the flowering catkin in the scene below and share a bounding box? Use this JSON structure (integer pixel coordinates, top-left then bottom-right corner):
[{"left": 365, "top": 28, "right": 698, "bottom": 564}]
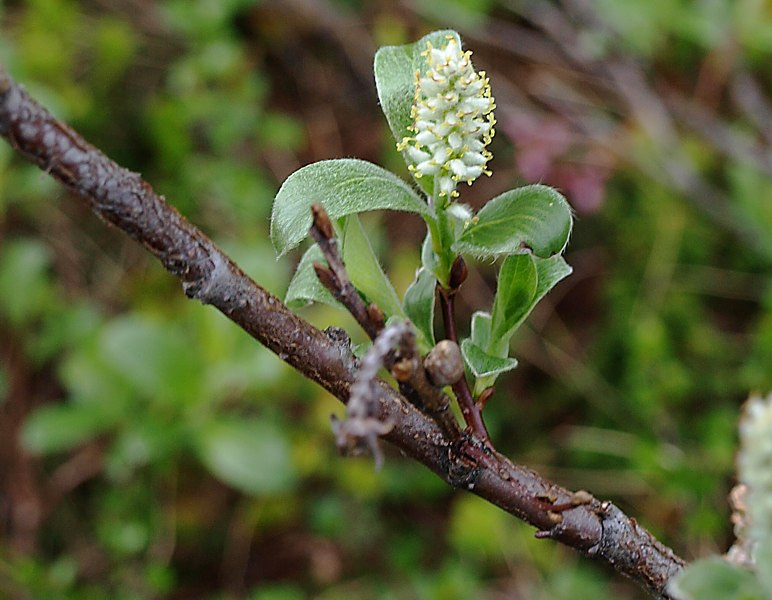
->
[
  {"left": 738, "top": 392, "right": 772, "bottom": 552},
  {"left": 398, "top": 36, "right": 496, "bottom": 204}
]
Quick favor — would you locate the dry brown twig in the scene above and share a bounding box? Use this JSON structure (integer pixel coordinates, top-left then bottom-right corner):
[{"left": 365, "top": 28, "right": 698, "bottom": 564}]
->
[{"left": 0, "top": 66, "right": 686, "bottom": 598}]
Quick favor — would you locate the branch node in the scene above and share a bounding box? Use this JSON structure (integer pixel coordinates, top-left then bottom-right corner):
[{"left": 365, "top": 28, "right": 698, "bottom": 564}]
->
[
  {"left": 534, "top": 530, "right": 553, "bottom": 539},
  {"left": 547, "top": 511, "right": 564, "bottom": 525},
  {"left": 331, "top": 321, "right": 415, "bottom": 468},
  {"left": 391, "top": 357, "right": 417, "bottom": 382},
  {"left": 184, "top": 251, "right": 230, "bottom": 305},
  {"left": 309, "top": 204, "right": 383, "bottom": 340},
  {"left": 366, "top": 302, "right": 386, "bottom": 331},
  {"left": 539, "top": 489, "right": 596, "bottom": 513}
]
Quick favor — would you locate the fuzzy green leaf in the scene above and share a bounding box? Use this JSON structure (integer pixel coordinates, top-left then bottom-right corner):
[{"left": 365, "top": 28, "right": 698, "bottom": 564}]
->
[
  {"left": 196, "top": 418, "right": 297, "bottom": 495},
  {"left": 460, "top": 339, "right": 518, "bottom": 379},
  {"left": 403, "top": 267, "right": 436, "bottom": 347},
  {"left": 284, "top": 244, "right": 338, "bottom": 309},
  {"left": 486, "top": 254, "right": 571, "bottom": 356},
  {"left": 340, "top": 216, "right": 405, "bottom": 319},
  {"left": 22, "top": 403, "right": 117, "bottom": 455},
  {"left": 455, "top": 185, "right": 573, "bottom": 258},
  {"left": 271, "top": 159, "right": 430, "bottom": 256},
  {"left": 374, "top": 29, "right": 461, "bottom": 196},
  {"left": 756, "top": 539, "right": 772, "bottom": 596},
  {"left": 534, "top": 254, "right": 573, "bottom": 301},
  {"left": 489, "top": 254, "right": 538, "bottom": 352},
  {"left": 466, "top": 257, "right": 570, "bottom": 393},
  {"left": 284, "top": 216, "right": 405, "bottom": 320},
  {"left": 667, "top": 557, "right": 765, "bottom": 600},
  {"left": 469, "top": 310, "right": 492, "bottom": 349}
]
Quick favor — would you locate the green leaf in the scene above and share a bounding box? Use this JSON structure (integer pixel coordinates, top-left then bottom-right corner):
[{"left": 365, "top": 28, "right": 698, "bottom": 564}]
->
[
  {"left": 283, "top": 216, "right": 405, "bottom": 320},
  {"left": 667, "top": 557, "right": 766, "bottom": 600},
  {"left": 484, "top": 255, "right": 571, "bottom": 357},
  {"left": 403, "top": 267, "right": 436, "bottom": 347},
  {"left": 460, "top": 339, "right": 518, "bottom": 379},
  {"left": 271, "top": 159, "right": 430, "bottom": 256},
  {"left": 196, "top": 418, "right": 297, "bottom": 495},
  {"left": 421, "top": 231, "right": 438, "bottom": 272},
  {"left": 463, "top": 256, "right": 571, "bottom": 392},
  {"left": 455, "top": 185, "right": 573, "bottom": 258},
  {"left": 98, "top": 315, "right": 203, "bottom": 403},
  {"left": 374, "top": 29, "right": 461, "bottom": 196},
  {"left": 469, "top": 310, "right": 492, "bottom": 349},
  {"left": 463, "top": 311, "right": 518, "bottom": 392},
  {"left": 0, "top": 238, "right": 56, "bottom": 327},
  {"left": 284, "top": 244, "right": 338, "bottom": 309},
  {"left": 756, "top": 538, "right": 772, "bottom": 596},
  {"left": 22, "top": 403, "right": 118, "bottom": 455},
  {"left": 489, "top": 254, "right": 538, "bottom": 352},
  {"left": 534, "top": 254, "right": 573, "bottom": 301},
  {"left": 340, "top": 215, "right": 405, "bottom": 319}
]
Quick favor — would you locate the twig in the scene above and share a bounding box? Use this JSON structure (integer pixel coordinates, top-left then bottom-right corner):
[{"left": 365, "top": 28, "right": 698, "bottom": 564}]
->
[
  {"left": 309, "top": 202, "right": 461, "bottom": 441},
  {"left": 390, "top": 336, "right": 463, "bottom": 442},
  {"left": 438, "top": 278, "right": 491, "bottom": 445},
  {"left": 0, "top": 66, "right": 686, "bottom": 599},
  {"left": 332, "top": 322, "right": 411, "bottom": 468},
  {"left": 309, "top": 203, "right": 384, "bottom": 340}
]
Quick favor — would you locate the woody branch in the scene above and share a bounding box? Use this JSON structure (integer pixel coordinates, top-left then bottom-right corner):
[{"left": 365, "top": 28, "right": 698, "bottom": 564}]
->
[{"left": 0, "top": 66, "right": 685, "bottom": 599}]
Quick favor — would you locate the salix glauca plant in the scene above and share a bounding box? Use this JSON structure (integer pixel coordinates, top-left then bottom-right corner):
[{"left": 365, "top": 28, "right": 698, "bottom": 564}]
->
[{"left": 271, "top": 30, "right": 572, "bottom": 445}]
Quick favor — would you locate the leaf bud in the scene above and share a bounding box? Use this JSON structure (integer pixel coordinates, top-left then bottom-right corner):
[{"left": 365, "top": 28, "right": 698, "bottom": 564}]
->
[
  {"left": 312, "top": 261, "right": 338, "bottom": 292},
  {"left": 367, "top": 303, "right": 386, "bottom": 330},
  {"left": 449, "top": 255, "right": 468, "bottom": 289},
  {"left": 423, "top": 339, "right": 464, "bottom": 386},
  {"left": 311, "top": 203, "right": 334, "bottom": 239}
]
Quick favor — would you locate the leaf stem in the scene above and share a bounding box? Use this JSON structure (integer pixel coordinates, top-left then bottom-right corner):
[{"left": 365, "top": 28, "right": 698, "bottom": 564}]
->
[
  {"left": 438, "top": 285, "right": 491, "bottom": 444},
  {"left": 426, "top": 207, "right": 457, "bottom": 288}
]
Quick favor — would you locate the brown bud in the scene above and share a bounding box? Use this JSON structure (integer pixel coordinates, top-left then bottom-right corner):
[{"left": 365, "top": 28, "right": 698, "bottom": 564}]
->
[
  {"left": 311, "top": 203, "right": 334, "bottom": 239},
  {"left": 448, "top": 255, "right": 468, "bottom": 289},
  {"left": 313, "top": 262, "right": 338, "bottom": 292},
  {"left": 571, "top": 490, "right": 593, "bottom": 506},
  {"left": 367, "top": 303, "right": 385, "bottom": 330},
  {"left": 391, "top": 358, "right": 416, "bottom": 382},
  {"left": 547, "top": 511, "right": 564, "bottom": 525},
  {"left": 477, "top": 386, "right": 495, "bottom": 409},
  {"left": 423, "top": 340, "right": 464, "bottom": 386}
]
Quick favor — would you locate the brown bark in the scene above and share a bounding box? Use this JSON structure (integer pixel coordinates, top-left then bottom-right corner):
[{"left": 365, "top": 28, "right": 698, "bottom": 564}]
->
[{"left": 0, "top": 67, "right": 685, "bottom": 598}]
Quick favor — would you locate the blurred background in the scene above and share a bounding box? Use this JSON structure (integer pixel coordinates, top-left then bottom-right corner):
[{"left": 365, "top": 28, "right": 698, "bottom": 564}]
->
[{"left": 1, "top": 0, "right": 771, "bottom": 598}]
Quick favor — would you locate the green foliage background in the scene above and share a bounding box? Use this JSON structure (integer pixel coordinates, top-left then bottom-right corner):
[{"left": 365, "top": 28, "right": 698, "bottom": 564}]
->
[{"left": 0, "top": 1, "right": 770, "bottom": 598}]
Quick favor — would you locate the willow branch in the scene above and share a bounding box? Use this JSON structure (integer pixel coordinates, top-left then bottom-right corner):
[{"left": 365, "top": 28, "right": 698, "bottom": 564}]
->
[
  {"left": 309, "top": 203, "right": 461, "bottom": 440},
  {"left": 309, "top": 203, "right": 384, "bottom": 340},
  {"left": 0, "top": 67, "right": 685, "bottom": 599}
]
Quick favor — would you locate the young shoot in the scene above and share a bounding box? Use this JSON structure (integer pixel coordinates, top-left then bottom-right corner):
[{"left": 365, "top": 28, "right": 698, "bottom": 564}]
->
[{"left": 271, "top": 29, "right": 573, "bottom": 443}]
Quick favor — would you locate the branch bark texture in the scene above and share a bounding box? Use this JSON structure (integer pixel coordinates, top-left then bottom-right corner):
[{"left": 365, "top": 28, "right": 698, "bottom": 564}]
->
[{"left": 0, "top": 67, "right": 685, "bottom": 598}]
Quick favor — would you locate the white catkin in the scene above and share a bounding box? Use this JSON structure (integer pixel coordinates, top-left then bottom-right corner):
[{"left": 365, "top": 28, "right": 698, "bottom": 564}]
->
[
  {"left": 398, "top": 36, "right": 496, "bottom": 202},
  {"left": 738, "top": 391, "right": 772, "bottom": 554}
]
